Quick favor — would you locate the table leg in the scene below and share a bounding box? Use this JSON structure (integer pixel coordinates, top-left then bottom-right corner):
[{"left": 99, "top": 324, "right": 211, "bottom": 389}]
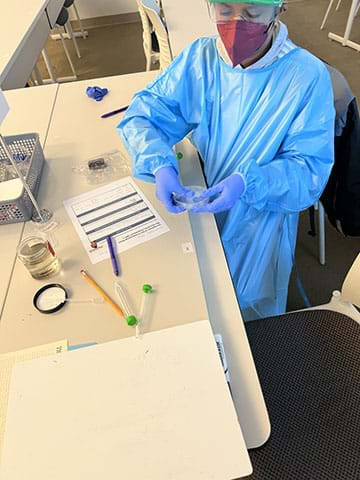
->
[{"left": 328, "top": 0, "right": 360, "bottom": 51}]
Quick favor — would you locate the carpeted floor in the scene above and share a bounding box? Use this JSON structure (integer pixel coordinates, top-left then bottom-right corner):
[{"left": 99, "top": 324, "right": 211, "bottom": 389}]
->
[
  {"left": 37, "top": 22, "right": 148, "bottom": 81},
  {"left": 37, "top": 1, "right": 360, "bottom": 311}
]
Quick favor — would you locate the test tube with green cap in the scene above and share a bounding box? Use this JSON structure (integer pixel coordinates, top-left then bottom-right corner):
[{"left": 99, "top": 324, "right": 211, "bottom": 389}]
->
[
  {"left": 136, "top": 284, "right": 153, "bottom": 338},
  {"left": 114, "top": 282, "right": 138, "bottom": 327}
]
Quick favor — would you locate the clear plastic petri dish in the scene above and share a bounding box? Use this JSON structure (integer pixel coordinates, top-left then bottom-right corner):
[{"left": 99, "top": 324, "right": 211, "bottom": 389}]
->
[{"left": 172, "top": 186, "right": 209, "bottom": 211}]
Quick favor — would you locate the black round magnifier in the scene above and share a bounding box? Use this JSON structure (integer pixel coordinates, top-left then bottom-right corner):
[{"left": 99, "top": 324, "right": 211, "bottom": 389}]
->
[{"left": 33, "top": 283, "right": 68, "bottom": 314}]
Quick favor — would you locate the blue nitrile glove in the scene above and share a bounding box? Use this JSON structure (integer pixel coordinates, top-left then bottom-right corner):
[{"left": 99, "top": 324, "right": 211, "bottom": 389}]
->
[
  {"left": 86, "top": 86, "right": 109, "bottom": 102},
  {"left": 154, "top": 166, "right": 191, "bottom": 214},
  {"left": 192, "top": 174, "right": 245, "bottom": 213}
]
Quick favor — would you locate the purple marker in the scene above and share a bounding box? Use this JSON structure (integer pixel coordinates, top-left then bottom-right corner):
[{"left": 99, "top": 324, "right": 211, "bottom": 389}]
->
[
  {"left": 100, "top": 105, "right": 129, "bottom": 119},
  {"left": 106, "top": 236, "right": 119, "bottom": 276}
]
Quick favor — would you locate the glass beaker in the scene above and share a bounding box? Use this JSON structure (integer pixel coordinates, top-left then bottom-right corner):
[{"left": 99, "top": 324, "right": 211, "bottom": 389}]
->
[{"left": 17, "top": 236, "right": 61, "bottom": 280}]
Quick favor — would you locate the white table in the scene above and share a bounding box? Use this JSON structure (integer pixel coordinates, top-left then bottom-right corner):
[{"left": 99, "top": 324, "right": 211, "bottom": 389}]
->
[
  {"left": 0, "top": 0, "right": 63, "bottom": 90},
  {"left": 0, "top": 72, "right": 270, "bottom": 450},
  {"left": 0, "top": 84, "right": 59, "bottom": 317},
  {"left": 162, "top": 0, "right": 216, "bottom": 56},
  {"left": 0, "top": 72, "right": 210, "bottom": 347}
]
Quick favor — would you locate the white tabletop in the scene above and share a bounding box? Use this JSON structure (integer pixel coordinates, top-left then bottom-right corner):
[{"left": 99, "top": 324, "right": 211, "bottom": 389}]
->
[
  {"left": 0, "top": 1, "right": 49, "bottom": 85},
  {"left": 177, "top": 140, "right": 270, "bottom": 449},
  {"left": 162, "top": 0, "right": 216, "bottom": 56},
  {"left": 0, "top": 84, "right": 59, "bottom": 317},
  {"left": 0, "top": 73, "right": 270, "bottom": 449},
  {"left": 0, "top": 72, "right": 209, "bottom": 347}
]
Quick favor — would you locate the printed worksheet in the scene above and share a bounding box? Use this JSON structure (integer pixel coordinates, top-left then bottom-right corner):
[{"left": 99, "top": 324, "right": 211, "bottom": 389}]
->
[{"left": 64, "top": 178, "right": 169, "bottom": 264}]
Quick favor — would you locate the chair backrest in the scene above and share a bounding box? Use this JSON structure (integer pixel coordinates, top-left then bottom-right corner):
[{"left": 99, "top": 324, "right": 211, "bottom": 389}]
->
[
  {"left": 323, "top": 63, "right": 354, "bottom": 136},
  {"left": 342, "top": 254, "right": 360, "bottom": 308},
  {"left": 136, "top": 0, "right": 153, "bottom": 68},
  {"left": 141, "top": 0, "right": 173, "bottom": 70}
]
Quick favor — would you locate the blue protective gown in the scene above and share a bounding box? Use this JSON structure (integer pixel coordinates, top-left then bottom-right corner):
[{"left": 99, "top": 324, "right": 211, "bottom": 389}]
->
[{"left": 118, "top": 37, "right": 334, "bottom": 321}]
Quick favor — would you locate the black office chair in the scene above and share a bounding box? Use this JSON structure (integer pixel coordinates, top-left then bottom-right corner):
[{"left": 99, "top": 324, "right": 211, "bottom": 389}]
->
[
  {"left": 321, "top": 63, "right": 360, "bottom": 237},
  {"left": 309, "top": 62, "right": 360, "bottom": 258}
]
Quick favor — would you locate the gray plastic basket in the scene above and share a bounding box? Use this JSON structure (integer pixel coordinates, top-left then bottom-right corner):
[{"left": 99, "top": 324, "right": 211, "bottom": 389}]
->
[{"left": 0, "top": 133, "right": 45, "bottom": 225}]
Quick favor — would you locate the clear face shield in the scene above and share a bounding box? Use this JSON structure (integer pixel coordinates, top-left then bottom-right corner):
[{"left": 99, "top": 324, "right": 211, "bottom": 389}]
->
[{"left": 207, "top": 2, "right": 279, "bottom": 25}]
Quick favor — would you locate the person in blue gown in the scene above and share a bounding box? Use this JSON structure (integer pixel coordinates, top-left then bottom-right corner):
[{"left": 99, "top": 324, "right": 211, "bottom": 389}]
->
[{"left": 118, "top": 0, "right": 335, "bottom": 321}]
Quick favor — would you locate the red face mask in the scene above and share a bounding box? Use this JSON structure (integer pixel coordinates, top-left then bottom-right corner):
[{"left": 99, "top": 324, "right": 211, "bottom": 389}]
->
[{"left": 217, "top": 19, "right": 270, "bottom": 67}]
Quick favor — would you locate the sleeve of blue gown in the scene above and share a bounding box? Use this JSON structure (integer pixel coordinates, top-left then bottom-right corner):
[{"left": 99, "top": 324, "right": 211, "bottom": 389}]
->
[
  {"left": 117, "top": 44, "right": 202, "bottom": 183},
  {"left": 239, "top": 66, "right": 335, "bottom": 213}
]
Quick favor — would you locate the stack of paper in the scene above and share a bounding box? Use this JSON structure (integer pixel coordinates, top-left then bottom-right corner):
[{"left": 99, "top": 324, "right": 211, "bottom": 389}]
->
[{"left": 0, "top": 340, "right": 68, "bottom": 460}]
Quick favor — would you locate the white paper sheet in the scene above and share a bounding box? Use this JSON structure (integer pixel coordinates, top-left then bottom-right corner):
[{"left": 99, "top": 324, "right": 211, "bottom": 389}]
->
[
  {"left": 215, "top": 333, "right": 231, "bottom": 392},
  {"left": 0, "top": 340, "right": 68, "bottom": 461},
  {"left": 64, "top": 177, "right": 169, "bottom": 264}
]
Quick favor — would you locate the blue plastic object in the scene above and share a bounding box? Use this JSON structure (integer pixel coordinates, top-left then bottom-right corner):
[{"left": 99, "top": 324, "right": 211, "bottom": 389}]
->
[
  {"left": 117, "top": 32, "right": 334, "bottom": 320},
  {"left": 192, "top": 174, "right": 245, "bottom": 213},
  {"left": 68, "top": 342, "right": 98, "bottom": 351},
  {"left": 154, "top": 166, "right": 190, "bottom": 214},
  {"left": 86, "top": 86, "right": 109, "bottom": 102},
  {"left": 13, "top": 152, "right": 28, "bottom": 162}
]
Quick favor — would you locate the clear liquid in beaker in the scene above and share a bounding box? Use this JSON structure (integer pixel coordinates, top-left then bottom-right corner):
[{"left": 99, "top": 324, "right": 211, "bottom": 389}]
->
[{"left": 17, "top": 237, "right": 61, "bottom": 280}]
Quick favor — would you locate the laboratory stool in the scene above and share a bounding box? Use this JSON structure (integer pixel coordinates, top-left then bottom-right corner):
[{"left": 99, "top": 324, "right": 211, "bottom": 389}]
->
[
  {"left": 321, "top": 0, "right": 360, "bottom": 30},
  {"left": 50, "top": 0, "right": 88, "bottom": 54},
  {"left": 64, "top": 0, "right": 87, "bottom": 40},
  {"left": 321, "top": 0, "right": 342, "bottom": 30},
  {"left": 41, "top": 7, "right": 78, "bottom": 84},
  {"left": 57, "top": 0, "right": 81, "bottom": 59},
  {"left": 137, "top": 0, "right": 160, "bottom": 71},
  {"left": 61, "top": 0, "right": 86, "bottom": 58},
  {"left": 141, "top": 0, "right": 173, "bottom": 70}
]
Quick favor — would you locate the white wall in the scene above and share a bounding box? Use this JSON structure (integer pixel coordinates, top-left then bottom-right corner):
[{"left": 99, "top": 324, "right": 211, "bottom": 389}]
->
[{"left": 70, "top": 0, "right": 138, "bottom": 19}]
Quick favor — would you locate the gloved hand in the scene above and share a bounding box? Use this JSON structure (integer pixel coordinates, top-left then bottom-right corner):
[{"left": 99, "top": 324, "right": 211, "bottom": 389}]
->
[
  {"left": 192, "top": 174, "right": 245, "bottom": 213},
  {"left": 154, "top": 166, "right": 190, "bottom": 214}
]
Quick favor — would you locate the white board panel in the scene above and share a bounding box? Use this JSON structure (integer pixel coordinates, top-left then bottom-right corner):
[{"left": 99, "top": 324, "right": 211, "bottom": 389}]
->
[{"left": 1, "top": 321, "right": 252, "bottom": 479}]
